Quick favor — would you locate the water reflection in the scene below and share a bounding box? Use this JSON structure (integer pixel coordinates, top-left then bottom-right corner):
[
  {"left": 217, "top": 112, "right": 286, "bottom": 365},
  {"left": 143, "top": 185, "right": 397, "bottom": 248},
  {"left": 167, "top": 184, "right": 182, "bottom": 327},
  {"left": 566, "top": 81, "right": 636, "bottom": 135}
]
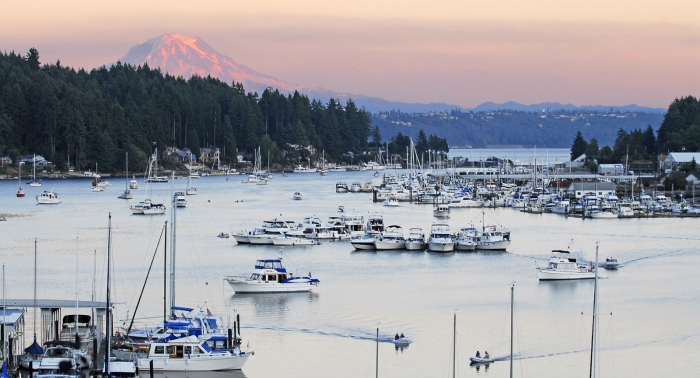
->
[
  {"left": 470, "top": 362, "right": 491, "bottom": 372},
  {"left": 230, "top": 292, "right": 318, "bottom": 317}
]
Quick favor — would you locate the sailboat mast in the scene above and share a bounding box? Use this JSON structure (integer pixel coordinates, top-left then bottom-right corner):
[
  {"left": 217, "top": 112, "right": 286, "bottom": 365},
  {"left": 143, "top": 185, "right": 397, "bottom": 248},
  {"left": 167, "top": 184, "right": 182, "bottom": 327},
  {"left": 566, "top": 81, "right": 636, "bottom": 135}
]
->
[
  {"left": 126, "top": 152, "right": 129, "bottom": 190},
  {"left": 75, "top": 237, "right": 79, "bottom": 337},
  {"left": 169, "top": 172, "right": 176, "bottom": 311},
  {"left": 510, "top": 284, "right": 514, "bottom": 378},
  {"left": 2, "top": 264, "right": 5, "bottom": 367},
  {"left": 164, "top": 221, "right": 168, "bottom": 322},
  {"left": 105, "top": 213, "right": 112, "bottom": 376},
  {"left": 34, "top": 239, "right": 38, "bottom": 339},
  {"left": 589, "top": 244, "right": 599, "bottom": 378}
]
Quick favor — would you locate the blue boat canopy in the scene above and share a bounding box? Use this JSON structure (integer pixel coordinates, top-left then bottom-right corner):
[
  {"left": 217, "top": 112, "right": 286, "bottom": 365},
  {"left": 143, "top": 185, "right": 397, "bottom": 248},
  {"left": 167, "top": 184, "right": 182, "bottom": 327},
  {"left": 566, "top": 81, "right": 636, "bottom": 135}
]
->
[
  {"left": 24, "top": 338, "right": 44, "bottom": 355},
  {"left": 255, "top": 259, "right": 286, "bottom": 272},
  {"left": 171, "top": 306, "right": 194, "bottom": 312}
]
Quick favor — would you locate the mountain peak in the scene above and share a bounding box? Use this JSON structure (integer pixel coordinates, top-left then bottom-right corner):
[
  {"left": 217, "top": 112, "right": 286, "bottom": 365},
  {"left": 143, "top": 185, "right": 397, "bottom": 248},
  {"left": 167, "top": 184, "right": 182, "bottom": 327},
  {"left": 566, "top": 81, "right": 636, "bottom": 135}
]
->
[{"left": 120, "top": 33, "right": 297, "bottom": 93}]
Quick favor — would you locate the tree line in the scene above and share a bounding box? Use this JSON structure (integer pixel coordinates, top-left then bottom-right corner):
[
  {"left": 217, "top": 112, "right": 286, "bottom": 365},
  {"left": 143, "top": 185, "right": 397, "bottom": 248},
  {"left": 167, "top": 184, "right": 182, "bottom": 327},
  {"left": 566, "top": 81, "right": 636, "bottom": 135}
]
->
[{"left": 0, "top": 48, "right": 378, "bottom": 173}]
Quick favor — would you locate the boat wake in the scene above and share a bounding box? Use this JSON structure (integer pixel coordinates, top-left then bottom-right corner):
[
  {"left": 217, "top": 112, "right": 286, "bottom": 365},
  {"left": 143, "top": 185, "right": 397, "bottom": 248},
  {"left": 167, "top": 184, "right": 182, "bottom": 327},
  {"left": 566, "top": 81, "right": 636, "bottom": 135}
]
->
[{"left": 244, "top": 325, "right": 407, "bottom": 344}]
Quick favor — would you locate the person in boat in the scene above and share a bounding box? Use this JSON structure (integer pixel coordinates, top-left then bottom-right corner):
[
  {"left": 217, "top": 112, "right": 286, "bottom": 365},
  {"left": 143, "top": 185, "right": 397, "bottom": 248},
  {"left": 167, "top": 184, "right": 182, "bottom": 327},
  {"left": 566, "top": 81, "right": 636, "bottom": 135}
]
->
[
  {"left": 308, "top": 272, "right": 312, "bottom": 278},
  {"left": 484, "top": 351, "right": 490, "bottom": 359},
  {"left": 400, "top": 333, "right": 405, "bottom": 339},
  {"left": 395, "top": 333, "right": 400, "bottom": 340},
  {"left": 475, "top": 351, "right": 481, "bottom": 358}
]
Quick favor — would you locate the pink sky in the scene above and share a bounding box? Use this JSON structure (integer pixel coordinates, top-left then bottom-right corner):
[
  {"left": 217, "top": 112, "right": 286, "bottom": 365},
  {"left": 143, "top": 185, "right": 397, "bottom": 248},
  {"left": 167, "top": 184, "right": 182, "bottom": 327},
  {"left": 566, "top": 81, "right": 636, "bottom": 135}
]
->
[{"left": 3, "top": 0, "right": 698, "bottom": 108}]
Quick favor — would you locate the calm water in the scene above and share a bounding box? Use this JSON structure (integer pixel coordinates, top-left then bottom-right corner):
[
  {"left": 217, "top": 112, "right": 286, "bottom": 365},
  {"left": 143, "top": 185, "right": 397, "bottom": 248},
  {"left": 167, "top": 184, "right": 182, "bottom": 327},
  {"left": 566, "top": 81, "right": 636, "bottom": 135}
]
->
[
  {"left": 1, "top": 171, "right": 698, "bottom": 378},
  {"left": 448, "top": 148, "right": 570, "bottom": 164}
]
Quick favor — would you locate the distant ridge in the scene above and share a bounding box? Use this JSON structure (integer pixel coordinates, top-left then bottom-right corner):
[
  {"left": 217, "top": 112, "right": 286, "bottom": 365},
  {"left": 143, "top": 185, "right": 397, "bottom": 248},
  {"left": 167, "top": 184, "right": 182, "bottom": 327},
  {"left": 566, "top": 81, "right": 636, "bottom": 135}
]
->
[{"left": 118, "top": 34, "right": 664, "bottom": 114}]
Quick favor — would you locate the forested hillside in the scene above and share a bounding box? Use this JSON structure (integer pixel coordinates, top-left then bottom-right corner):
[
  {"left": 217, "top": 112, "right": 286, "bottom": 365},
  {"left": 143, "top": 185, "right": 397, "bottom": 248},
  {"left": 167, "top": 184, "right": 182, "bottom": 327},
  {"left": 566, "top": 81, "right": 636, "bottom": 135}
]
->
[
  {"left": 372, "top": 109, "right": 665, "bottom": 148},
  {"left": 0, "top": 49, "right": 372, "bottom": 173}
]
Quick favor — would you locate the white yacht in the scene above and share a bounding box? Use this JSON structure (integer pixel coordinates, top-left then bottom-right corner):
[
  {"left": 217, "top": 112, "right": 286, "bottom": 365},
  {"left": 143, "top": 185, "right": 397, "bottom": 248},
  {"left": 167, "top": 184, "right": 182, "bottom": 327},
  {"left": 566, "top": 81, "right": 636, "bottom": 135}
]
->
[
  {"left": 36, "top": 190, "right": 61, "bottom": 204},
  {"left": 374, "top": 225, "right": 406, "bottom": 250},
  {"left": 454, "top": 228, "right": 477, "bottom": 251},
  {"left": 366, "top": 213, "right": 385, "bottom": 233},
  {"left": 590, "top": 208, "right": 617, "bottom": 218},
  {"left": 130, "top": 176, "right": 139, "bottom": 189},
  {"left": 537, "top": 250, "right": 596, "bottom": 280},
  {"left": 247, "top": 220, "right": 297, "bottom": 244},
  {"left": 350, "top": 182, "right": 363, "bottom": 193},
  {"left": 136, "top": 335, "right": 250, "bottom": 371},
  {"left": 427, "top": 223, "right": 454, "bottom": 252},
  {"left": 175, "top": 192, "right": 187, "bottom": 208},
  {"left": 293, "top": 192, "right": 303, "bottom": 200},
  {"left": 330, "top": 166, "right": 347, "bottom": 172},
  {"left": 433, "top": 203, "right": 451, "bottom": 217},
  {"left": 272, "top": 236, "right": 319, "bottom": 246},
  {"left": 383, "top": 197, "right": 399, "bottom": 207},
  {"left": 350, "top": 231, "right": 380, "bottom": 250},
  {"left": 293, "top": 165, "right": 317, "bottom": 173},
  {"left": 404, "top": 228, "right": 426, "bottom": 250},
  {"left": 362, "top": 181, "right": 374, "bottom": 193},
  {"left": 131, "top": 199, "right": 166, "bottom": 215},
  {"left": 341, "top": 210, "right": 365, "bottom": 238},
  {"left": 226, "top": 258, "right": 320, "bottom": 293}
]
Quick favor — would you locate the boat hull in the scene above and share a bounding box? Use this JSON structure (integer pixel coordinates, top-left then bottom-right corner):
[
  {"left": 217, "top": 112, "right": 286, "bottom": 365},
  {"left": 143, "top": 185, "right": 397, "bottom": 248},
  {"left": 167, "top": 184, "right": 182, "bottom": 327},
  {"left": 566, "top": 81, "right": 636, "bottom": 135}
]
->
[
  {"left": 227, "top": 280, "right": 316, "bottom": 293},
  {"left": 232, "top": 234, "right": 250, "bottom": 244},
  {"left": 538, "top": 269, "right": 595, "bottom": 281},
  {"left": 476, "top": 240, "right": 510, "bottom": 251},
  {"left": 351, "top": 240, "right": 376, "bottom": 250},
  {"left": 404, "top": 241, "right": 425, "bottom": 250},
  {"left": 374, "top": 240, "right": 405, "bottom": 250},
  {"left": 247, "top": 235, "right": 277, "bottom": 245},
  {"left": 428, "top": 241, "right": 454, "bottom": 252},
  {"left": 272, "top": 238, "right": 316, "bottom": 246},
  {"left": 455, "top": 242, "right": 477, "bottom": 251},
  {"left": 137, "top": 354, "right": 249, "bottom": 371}
]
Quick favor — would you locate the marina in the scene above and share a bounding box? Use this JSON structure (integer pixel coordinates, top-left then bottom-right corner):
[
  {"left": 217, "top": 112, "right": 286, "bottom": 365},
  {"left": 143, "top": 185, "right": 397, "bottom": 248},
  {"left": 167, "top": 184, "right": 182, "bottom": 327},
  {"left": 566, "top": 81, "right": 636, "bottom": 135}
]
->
[{"left": 0, "top": 165, "right": 699, "bottom": 377}]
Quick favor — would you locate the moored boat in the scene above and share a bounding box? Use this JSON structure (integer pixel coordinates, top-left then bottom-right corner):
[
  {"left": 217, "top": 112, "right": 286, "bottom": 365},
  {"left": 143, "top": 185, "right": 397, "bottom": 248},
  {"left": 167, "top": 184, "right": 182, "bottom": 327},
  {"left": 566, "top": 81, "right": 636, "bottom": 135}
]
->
[
  {"left": 225, "top": 258, "right": 319, "bottom": 293},
  {"left": 36, "top": 190, "right": 60, "bottom": 204},
  {"left": 404, "top": 228, "right": 426, "bottom": 250},
  {"left": 136, "top": 335, "right": 250, "bottom": 371},
  {"left": 427, "top": 223, "right": 454, "bottom": 252},
  {"left": 537, "top": 250, "right": 596, "bottom": 280}
]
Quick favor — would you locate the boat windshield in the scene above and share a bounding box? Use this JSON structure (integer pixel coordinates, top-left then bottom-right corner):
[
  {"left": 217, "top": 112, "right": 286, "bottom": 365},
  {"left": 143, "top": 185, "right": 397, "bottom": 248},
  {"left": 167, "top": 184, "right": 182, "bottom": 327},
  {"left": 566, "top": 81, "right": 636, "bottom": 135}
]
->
[{"left": 250, "top": 274, "right": 260, "bottom": 280}]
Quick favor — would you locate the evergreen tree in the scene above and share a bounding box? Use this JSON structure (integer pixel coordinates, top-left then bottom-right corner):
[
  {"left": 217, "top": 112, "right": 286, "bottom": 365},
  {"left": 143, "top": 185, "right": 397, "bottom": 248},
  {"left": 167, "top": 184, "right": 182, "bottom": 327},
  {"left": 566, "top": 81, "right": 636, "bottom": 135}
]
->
[
  {"left": 416, "top": 129, "right": 429, "bottom": 154},
  {"left": 187, "top": 129, "right": 201, "bottom": 160},
  {"left": 570, "top": 131, "right": 588, "bottom": 161},
  {"left": 371, "top": 126, "right": 382, "bottom": 147}
]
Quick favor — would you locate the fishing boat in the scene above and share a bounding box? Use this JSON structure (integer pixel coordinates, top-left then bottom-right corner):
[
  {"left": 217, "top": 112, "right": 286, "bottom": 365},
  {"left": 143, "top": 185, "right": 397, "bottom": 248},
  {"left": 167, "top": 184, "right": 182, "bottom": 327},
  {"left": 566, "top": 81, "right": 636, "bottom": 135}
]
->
[
  {"left": 404, "top": 228, "right": 426, "bottom": 250},
  {"left": 136, "top": 335, "right": 250, "bottom": 371},
  {"left": 537, "top": 250, "right": 596, "bottom": 280},
  {"left": 36, "top": 190, "right": 60, "bottom": 204},
  {"left": 474, "top": 225, "right": 510, "bottom": 250},
  {"left": 335, "top": 182, "right": 349, "bottom": 193},
  {"left": 293, "top": 192, "right": 303, "bottom": 200},
  {"left": 427, "top": 223, "right": 454, "bottom": 252},
  {"left": 350, "top": 182, "right": 363, "bottom": 193},
  {"left": 225, "top": 258, "right": 320, "bottom": 293}
]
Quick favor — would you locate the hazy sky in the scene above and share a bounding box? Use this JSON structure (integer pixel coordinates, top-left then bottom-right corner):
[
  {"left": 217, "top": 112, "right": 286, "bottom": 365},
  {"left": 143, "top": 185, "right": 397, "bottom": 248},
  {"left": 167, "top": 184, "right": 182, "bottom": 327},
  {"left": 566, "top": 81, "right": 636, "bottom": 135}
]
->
[{"left": 3, "top": 0, "right": 699, "bottom": 108}]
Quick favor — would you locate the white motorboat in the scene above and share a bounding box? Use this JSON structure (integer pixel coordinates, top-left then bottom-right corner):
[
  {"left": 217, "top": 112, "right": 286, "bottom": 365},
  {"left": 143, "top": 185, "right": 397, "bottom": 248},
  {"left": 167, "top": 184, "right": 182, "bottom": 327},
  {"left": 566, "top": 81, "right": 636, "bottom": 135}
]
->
[
  {"left": 393, "top": 337, "right": 412, "bottom": 347},
  {"left": 454, "top": 228, "right": 477, "bottom": 251},
  {"left": 226, "top": 258, "right": 320, "bottom": 293},
  {"left": 433, "top": 203, "right": 451, "bottom": 217},
  {"left": 293, "top": 192, "right": 303, "bottom": 200},
  {"left": 131, "top": 199, "right": 166, "bottom": 215},
  {"left": 537, "top": 250, "right": 596, "bottom": 280},
  {"left": 136, "top": 335, "right": 250, "bottom": 371},
  {"left": 428, "top": 223, "right": 454, "bottom": 252},
  {"left": 470, "top": 356, "right": 495, "bottom": 364},
  {"left": 336, "top": 182, "right": 349, "bottom": 193},
  {"left": 36, "top": 190, "right": 60, "bottom": 204},
  {"left": 404, "top": 228, "right": 425, "bottom": 250},
  {"left": 246, "top": 219, "right": 297, "bottom": 244},
  {"left": 366, "top": 213, "right": 385, "bottom": 233},
  {"left": 342, "top": 210, "right": 365, "bottom": 238},
  {"left": 330, "top": 166, "right": 347, "bottom": 172},
  {"left": 351, "top": 231, "right": 380, "bottom": 250},
  {"left": 272, "top": 236, "right": 319, "bottom": 246},
  {"left": 474, "top": 225, "right": 510, "bottom": 250},
  {"left": 92, "top": 186, "right": 105, "bottom": 192},
  {"left": 590, "top": 209, "right": 617, "bottom": 219},
  {"left": 175, "top": 192, "right": 187, "bottom": 207},
  {"left": 552, "top": 200, "right": 571, "bottom": 214},
  {"left": 350, "top": 182, "right": 362, "bottom": 193},
  {"left": 293, "top": 165, "right": 317, "bottom": 173},
  {"left": 374, "top": 225, "right": 406, "bottom": 250},
  {"left": 130, "top": 176, "right": 139, "bottom": 189},
  {"left": 603, "top": 257, "right": 619, "bottom": 269},
  {"left": 362, "top": 181, "right": 374, "bottom": 193},
  {"left": 383, "top": 197, "right": 399, "bottom": 207}
]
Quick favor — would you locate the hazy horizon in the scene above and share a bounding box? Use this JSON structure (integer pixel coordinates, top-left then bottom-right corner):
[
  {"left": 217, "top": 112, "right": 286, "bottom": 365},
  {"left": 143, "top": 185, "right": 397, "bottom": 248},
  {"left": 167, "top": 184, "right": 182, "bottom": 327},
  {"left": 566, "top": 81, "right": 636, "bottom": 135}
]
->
[{"left": 3, "top": 0, "right": 698, "bottom": 109}]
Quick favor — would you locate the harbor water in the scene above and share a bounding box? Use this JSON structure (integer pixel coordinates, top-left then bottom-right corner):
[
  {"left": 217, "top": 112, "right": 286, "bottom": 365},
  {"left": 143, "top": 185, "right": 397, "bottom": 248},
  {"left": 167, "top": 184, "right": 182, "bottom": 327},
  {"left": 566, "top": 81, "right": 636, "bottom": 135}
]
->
[{"left": 0, "top": 169, "right": 698, "bottom": 377}]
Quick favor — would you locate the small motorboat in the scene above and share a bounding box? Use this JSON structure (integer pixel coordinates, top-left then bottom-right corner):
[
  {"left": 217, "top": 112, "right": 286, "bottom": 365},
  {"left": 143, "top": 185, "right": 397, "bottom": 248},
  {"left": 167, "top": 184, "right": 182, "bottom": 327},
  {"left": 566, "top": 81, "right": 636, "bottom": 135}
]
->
[
  {"left": 338, "top": 205, "right": 345, "bottom": 213},
  {"left": 293, "top": 192, "right": 303, "bottom": 200},
  {"left": 603, "top": 257, "right": 619, "bottom": 269},
  {"left": 92, "top": 186, "right": 105, "bottom": 192},
  {"left": 470, "top": 356, "right": 494, "bottom": 364},
  {"left": 393, "top": 337, "right": 412, "bottom": 346},
  {"left": 384, "top": 197, "right": 399, "bottom": 207},
  {"left": 0, "top": 217, "right": 7, "bottom": 221},
  {"left": 217, "top": 232, "right": 230, "bottom": 239},
  {"left": 17, "top": 187, "right": 25, "bottom": 197}
]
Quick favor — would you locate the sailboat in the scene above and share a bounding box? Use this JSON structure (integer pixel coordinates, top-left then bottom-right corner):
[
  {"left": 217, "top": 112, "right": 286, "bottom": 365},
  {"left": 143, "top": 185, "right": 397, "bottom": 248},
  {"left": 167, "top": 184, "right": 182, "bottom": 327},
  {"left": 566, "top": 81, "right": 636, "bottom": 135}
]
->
[
  {"left": 19, "top": 240, "right": 45, "bottom": 370},
  {"left": 16, "top": 162, "right": 25, "bottom": 197},
  {"left": 147, "top": 148, "right": 169, "bottom": 182},
  {"left": 186, "top": 169, "right": 197, "bottom": 195},
  {"left": 319, "top": 150, "right": 327, "bottom": 175},
  {"left": 28, "top": 154, "right": 43, "bottom": 187},
  {"left": 119, "top": 152, "right": 133, "bottom": 199}
]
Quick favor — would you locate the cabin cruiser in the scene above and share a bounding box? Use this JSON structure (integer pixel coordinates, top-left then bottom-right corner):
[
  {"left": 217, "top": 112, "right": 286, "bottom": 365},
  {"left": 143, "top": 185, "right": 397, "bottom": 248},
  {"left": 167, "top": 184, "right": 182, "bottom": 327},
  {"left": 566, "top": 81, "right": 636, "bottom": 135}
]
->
[
  {"left": 362, "top": 181, "right": 374, "bottom": 192},
  {"left": 404, "top": 228, "right": 425, "bottom": 250},
  {"left": 92, "top": 186, "right": 105, "bottom": 192},
  {"left": 374, "top": 225, "right": 406, "bottom": 250},
  {"left": 226, "top": 258, "right": 319, "bottom": 293},
  {"left": 232, "top": 228, "right": 266, "bottom": 244},
  {"left": 474, "top": 226, "right": 510, "bottom": 250},
  {"left": 537, "top": 250, "right": 596, "bottom": 280},
  {"left": 247, "top": 219, "right": 297, "bottom": 244},
  {"left": 136, "top": 335, "right": 250, "bottom": 371},
  {"left": 427, "top": 224, "right": 454, "bottom": 252},
  {"left": 366, "top": 214, "right": 385, "bottom": 233},
  {"left": 293, "top": 165, "right": 317, "bottom": 173},
  {"left": 330, "top": 166, "right": 347, "bottom": 172},
  {"left": 454, "top": 228, "right": 477, "bottom": 251},
  {"left": 341, "top": 210, "right": 365, "bottom": 238},
  {"left": 130, "top": 176, "right": 139, "bottom": 189},
  {"left": 131, "top": 199, "right": 166, "bottom": 215},
  {"left": 36, "top": 190, "right": 61, "bottom": 204},
  {"left": 350, "top": 182, "right": 363, "bottom": 193},
  {"left": 552, "top": 200, "right": 571, "bottom": 214},
  {"left": 590, "top": 208, "right": 617, "bottom": 219},
  {"left": 335, "top": 182, "right": 349, "bottom": 193},
  {"left": 293, "top": 192, "right": 303, "bottom": 200},
  {"left": 175, "top": 192, "right": 187, "bottom": 207},
  {"left": 433, "top": 203, "right": 450, "bottom": 217},
  {"left": 36, "top": 344, "right": 91, "bottom": 376},
  {"left": 351, "top": 231, "right": 380, "bottom": 250},
  {"left": 272, "top": 236, "right": 319, "bottom": 246}
]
